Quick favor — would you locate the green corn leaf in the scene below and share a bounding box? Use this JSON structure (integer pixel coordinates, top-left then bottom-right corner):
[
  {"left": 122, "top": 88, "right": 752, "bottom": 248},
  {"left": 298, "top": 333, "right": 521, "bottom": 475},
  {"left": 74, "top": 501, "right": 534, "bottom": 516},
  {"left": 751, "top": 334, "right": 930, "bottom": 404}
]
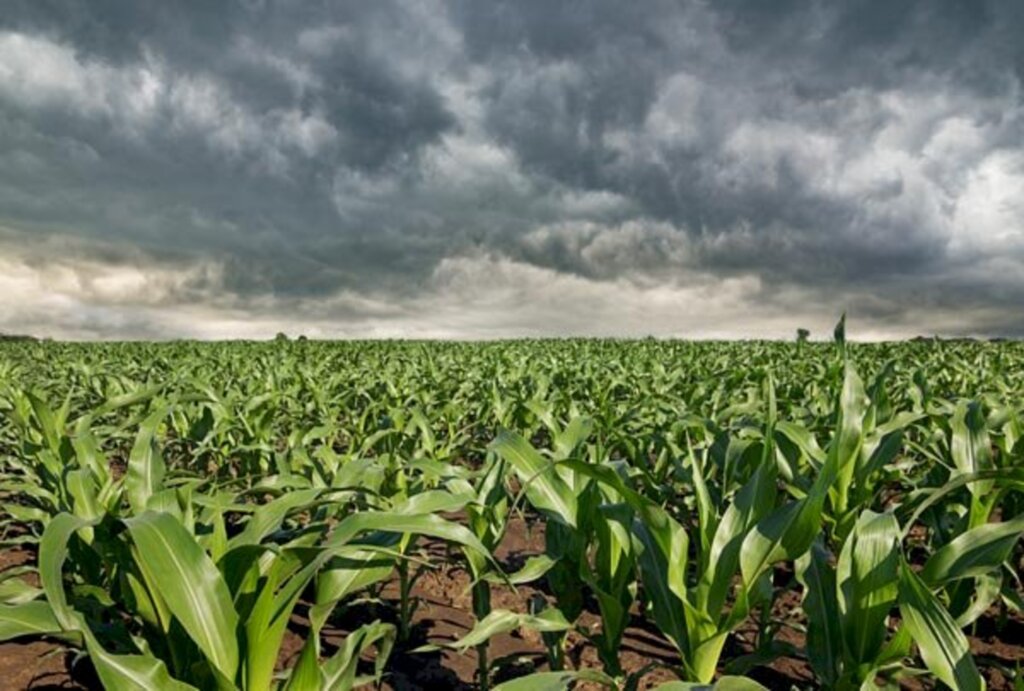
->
[
  {"left": 898, "top": 562, "right": 983, "bottom": 691},
  {"left": 94, "top": 385, "right": 162, "bottom": 416},
  {"left": 834, "top": 312, "right": 847, "bottom": 360},
  {"left": 81, "top": 633, "right": 199, "bottom": 691},
  {"left": 65, "top": 468, "right": 102, "bottom": 524},
  {"left": 311, "top": 511, "right": 496, "bottom": 643},
  {"left": 71, "top": 421, "right": 109, "bottom": 483},
  {"left": 126, "top": 407, "right": 169, "bottom": 514},
  {"left": 950, "top": 401, "right": 993, "bottom": 476},
  {"left": 270, "top": 546, "right": 400, "bottom": 690},
  {"left": 124, "top": 511, "right": 240, "bottom": 682},
  {"left": 228, "top": 488, "right": 322, "bottom": 549},
  {"left": 392, "top": 487, "right": 475, "bottom": 515},
  {"left": 950, "top": 401, "right": 995, "bottom": 500},
  {"left": 830, "top": 363, "right": 867, "bottom": 536},
  {"left": 321, "top": 620, "right": 396, "bottom": 690},
  {"left": 39, "top": 513, "right": 93, "bottom": 631},
  {"left": 26, "top": 391, "right": 64, "bottom": 457},
  {"left": 795, "top": 539, "right": 841, "bottom": 686},
  {"left": 0, "top": 601, "right": 63, "bottom": 641},
  {"left": 0, "top": 576, "right": 42, "bottom": 606},
  {"left": 491, "top": 430, "right": 578, "bottom": 528},
  {"left": 312, "top": 537, "right": 401, "bottom": 629},
  {"left": 245, "top": 550, "right": 318, "bottom": 691},
  {"left": 713, "top": 459, "right": 778, "bottom": 611},
  {"left": 900, "top": 468, "right": 1024, "bottom": 536},
  {"left": 444, "top": 609, "right": 571, "bottom": 652},
  {"left": 921, "top": 514, "right": 1024, "bottom": 586},
  {"left": 954, "top": 572, "right": 1003, "bottom": 629},
  {"left": 325, "top": 510, "right": 493, "bottom": 563},
  {"left": 689, "top": 440, "right": 718, "bottom": 565},
  {"left": 492, "top": 670, "right": 616, "bottom": 691},
  {"left": 837, "top": 510, "right": 900, "bottom": 667},
  {"left": 492, "top": 672, "right": 580, "bottom": 691},
  {"left": 775, "top": 421, "right": 827, "bottom": 465},
  {"left": 5, "top": 504, "right": 51, "bottom": 525},
  {"left": 484, "top": 554, "right": 557, "bottom": 585},
  {"left": 553, "top": 415, "right": 594, "bottom": 458},
  {"left": 83, "top": 642, "right": 199, "bottom": 691},
  {"left": 634, "top": 517, "right": 689, "bottom": 657},
  {"left": 283, "top": 636, "right": 320, "bottom": 691},
  {"left": 39, "top": 514, "right": 194, "bottom": 690},
  {"left": 739, "top": 489, "right": 830, "bottom": 590}
]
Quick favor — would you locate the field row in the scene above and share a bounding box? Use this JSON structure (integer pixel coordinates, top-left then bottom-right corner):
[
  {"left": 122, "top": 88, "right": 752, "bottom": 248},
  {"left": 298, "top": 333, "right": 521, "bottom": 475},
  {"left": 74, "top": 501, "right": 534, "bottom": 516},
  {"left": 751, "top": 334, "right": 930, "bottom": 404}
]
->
[{"left": 1, "top": 332, "right": 1022, "bottom": 689}]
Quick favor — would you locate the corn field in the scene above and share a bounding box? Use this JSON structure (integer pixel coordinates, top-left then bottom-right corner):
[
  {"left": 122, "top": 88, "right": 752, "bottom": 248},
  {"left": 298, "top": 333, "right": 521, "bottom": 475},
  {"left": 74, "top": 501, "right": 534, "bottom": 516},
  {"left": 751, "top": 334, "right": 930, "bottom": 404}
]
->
[{"left": 2, "top": 324, "right": 1023, "bottom": 690}]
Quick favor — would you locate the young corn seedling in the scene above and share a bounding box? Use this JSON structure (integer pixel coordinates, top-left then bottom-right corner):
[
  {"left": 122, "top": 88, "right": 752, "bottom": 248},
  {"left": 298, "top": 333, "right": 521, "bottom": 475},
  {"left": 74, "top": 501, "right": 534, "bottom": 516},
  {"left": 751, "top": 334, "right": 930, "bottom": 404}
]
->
[{"left": 1, "top": 494, "right": 497, "bottom": 690}]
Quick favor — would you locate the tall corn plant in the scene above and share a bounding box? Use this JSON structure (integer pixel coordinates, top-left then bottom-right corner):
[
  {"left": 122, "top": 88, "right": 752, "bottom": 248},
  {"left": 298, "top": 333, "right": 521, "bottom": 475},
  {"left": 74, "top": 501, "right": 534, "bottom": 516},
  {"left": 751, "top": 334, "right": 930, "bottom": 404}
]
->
[
  {"left": 637, "top": 394, "right": 838, "bottom": 681},
  {"left": 1, "top": 389, "right": 163, "bottom": 546},
  {"left": 492, "top": 399, "right": 820, "bottom": 684},
  {"left": 492, "top": 415, "right": 641, "bottom": 681},
  {"left": 797, "top": 503, "right": 1024, "bottom": 689}
]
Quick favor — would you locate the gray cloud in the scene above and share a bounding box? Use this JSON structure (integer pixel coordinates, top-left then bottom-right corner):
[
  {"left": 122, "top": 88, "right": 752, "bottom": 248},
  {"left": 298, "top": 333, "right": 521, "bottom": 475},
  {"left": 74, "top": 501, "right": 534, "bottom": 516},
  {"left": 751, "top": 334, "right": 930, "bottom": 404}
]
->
[{"left": 0, "top": 0, "right": 1022, "bottom": 339}]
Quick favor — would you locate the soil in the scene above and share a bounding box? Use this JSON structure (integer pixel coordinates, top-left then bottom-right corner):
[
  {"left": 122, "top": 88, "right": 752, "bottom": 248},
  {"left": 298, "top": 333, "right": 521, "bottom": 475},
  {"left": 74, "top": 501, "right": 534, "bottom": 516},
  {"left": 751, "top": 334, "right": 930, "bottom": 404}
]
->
[
  {"left": 0, "top": 641, "right": 85, "bottom": 690},
  {"left": 0, "top": 547, "right": 33, "bottom": 573},
  {"left": 1, "top": 518, "right": 1022, "bottom": 690},
  {"left": 0, "top": 548, "right": 86, "bottom": 689}
]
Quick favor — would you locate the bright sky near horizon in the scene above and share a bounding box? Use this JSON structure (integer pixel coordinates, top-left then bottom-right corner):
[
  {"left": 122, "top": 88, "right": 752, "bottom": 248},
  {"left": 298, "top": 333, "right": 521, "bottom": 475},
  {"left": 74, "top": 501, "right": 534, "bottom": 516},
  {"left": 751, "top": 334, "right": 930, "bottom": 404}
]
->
[{"left": 0, "top": 2, "right": 1022, "bottom": 340}]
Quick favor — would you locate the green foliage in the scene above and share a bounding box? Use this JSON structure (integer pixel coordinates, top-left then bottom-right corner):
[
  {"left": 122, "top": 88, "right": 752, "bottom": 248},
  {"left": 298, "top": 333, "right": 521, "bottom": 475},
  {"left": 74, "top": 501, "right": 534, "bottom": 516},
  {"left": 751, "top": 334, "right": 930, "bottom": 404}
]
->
[{"left": 1, "top": 332, "right": 1023, "bottom": 689}]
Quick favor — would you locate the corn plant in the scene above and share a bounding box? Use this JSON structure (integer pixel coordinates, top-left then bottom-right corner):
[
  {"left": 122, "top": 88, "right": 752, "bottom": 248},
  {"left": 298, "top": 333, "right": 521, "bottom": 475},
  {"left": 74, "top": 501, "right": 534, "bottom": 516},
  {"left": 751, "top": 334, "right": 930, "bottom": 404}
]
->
[{"left": 1, "top": 332, "right": 1023, "bottom": 689}]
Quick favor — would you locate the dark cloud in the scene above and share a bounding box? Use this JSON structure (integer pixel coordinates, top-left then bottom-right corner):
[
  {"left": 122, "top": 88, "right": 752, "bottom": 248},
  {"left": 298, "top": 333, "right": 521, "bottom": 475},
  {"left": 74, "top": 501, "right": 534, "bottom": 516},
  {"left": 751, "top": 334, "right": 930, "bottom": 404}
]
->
[{"left": 0, "top": 0, "right": 1021, "bottom": 339}]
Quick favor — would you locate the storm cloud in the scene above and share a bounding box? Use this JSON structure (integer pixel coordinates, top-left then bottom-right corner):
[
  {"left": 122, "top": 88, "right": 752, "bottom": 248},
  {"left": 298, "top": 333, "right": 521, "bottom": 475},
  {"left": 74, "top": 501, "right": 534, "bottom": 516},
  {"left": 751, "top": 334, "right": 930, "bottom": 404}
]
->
[{"left": 0, "top": 1, "right": 1021, "bottom": 339}]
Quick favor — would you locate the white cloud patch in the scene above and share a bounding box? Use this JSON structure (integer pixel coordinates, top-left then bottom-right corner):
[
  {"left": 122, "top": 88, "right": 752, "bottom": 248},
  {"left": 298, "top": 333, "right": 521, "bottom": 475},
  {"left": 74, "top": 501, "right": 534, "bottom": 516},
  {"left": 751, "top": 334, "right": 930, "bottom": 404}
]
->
[
  {"left": 0, "top": 236, "right": 1002, "bottom": 341},
  {"left": 951, "top": 150, "right": 1024, "bottom": 255},
  {"left": 0, "top": 30, "right": 337, "bottom": 177}
]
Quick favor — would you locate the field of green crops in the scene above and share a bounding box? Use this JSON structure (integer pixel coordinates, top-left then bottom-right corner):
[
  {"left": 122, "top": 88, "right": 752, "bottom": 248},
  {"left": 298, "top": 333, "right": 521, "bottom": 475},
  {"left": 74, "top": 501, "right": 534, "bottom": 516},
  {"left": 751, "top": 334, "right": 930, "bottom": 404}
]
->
[{"left": 2, "top": 324, "right": 1023, "bottom": 690}]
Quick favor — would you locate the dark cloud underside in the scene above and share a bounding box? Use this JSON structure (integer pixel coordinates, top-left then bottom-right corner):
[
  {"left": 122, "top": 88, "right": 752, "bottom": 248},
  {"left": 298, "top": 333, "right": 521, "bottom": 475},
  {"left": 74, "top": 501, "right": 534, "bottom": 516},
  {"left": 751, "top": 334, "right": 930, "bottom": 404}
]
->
[{"left": 0, "top": 1, "right": 1021, "bottom": 339}]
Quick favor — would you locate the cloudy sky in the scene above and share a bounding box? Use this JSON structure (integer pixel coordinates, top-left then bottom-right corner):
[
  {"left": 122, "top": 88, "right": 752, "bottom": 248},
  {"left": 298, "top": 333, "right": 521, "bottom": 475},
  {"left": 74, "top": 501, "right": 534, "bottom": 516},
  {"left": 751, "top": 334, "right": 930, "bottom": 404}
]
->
[{"left": 1, "top": 1, "right": 1022, "bottom": 340}]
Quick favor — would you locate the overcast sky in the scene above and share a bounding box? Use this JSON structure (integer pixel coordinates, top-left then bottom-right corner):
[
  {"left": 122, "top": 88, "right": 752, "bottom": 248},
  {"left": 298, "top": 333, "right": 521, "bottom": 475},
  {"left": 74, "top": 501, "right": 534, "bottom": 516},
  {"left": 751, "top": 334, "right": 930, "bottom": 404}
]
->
[{"left": 1, "top": 1, "right": 1022, "bottom": 340}]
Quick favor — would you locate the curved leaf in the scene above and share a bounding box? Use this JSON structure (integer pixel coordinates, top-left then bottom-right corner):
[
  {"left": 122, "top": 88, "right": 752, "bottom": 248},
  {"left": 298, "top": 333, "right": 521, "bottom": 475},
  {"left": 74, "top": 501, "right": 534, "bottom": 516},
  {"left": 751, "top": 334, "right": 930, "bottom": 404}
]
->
[
  {"left": 0, "top": 601, "right": 62, "bottom": 641},
  {"left": 39, "top": 514, "right": 194, "bottom": 691},
  {"left": 126, "top": 407, "right": 169, "bottom": 514},
  {"left": 444, "top": 608, "right": 570, "bottom": 652},
  {"left": 898, "top": 562, "right": 982, "bottom": 691},
  {"left": 921, "top": 515, "right": 1024, "bottom": 586},
  {"left": 491, "top": 430, "right": 577, "bottom": 528},
  {"left": 837, "top": 510, "right": 900, "bottom": 667},
  {"left": 795, "top": 539, "right": 840, "bottom": 685},
  {"left": 124, "top": 511, "right": 239, "bottom": 682}
]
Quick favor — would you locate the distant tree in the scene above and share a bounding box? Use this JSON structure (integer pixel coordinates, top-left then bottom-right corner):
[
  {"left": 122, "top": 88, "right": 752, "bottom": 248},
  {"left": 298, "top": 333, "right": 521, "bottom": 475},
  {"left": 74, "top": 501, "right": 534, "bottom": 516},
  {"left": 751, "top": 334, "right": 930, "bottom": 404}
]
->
[
  {"left": 274, "top": 332, "right": 289, "bottom": 342},
  {"left": 796, "top": 327, "right": 810, "bottom": 355}
]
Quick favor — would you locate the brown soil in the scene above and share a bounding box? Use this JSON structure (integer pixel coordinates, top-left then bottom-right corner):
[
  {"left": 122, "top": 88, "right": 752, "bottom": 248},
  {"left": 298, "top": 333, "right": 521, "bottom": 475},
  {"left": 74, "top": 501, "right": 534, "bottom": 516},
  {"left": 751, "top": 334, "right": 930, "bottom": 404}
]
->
[
  {"left": 1, "top": 547, "right": 40, "bottom": 587},
  {"left": 970, "top": 611, "right": 1024, "bottom": 689},
  {"left": 0, "top": 547, "right": 33, "bottom": 571},
  {"left": 1, "top": 519, "right": 1022, "bottom": 690},
  {"left": 308, "top": 515, "right": 680, "bottom": 690},
  {"left": 0, "top": 548, "right": 89, "bottom": 689},
  {"left": 0, "top": 641, "right": 86, "bottom": 690}
]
